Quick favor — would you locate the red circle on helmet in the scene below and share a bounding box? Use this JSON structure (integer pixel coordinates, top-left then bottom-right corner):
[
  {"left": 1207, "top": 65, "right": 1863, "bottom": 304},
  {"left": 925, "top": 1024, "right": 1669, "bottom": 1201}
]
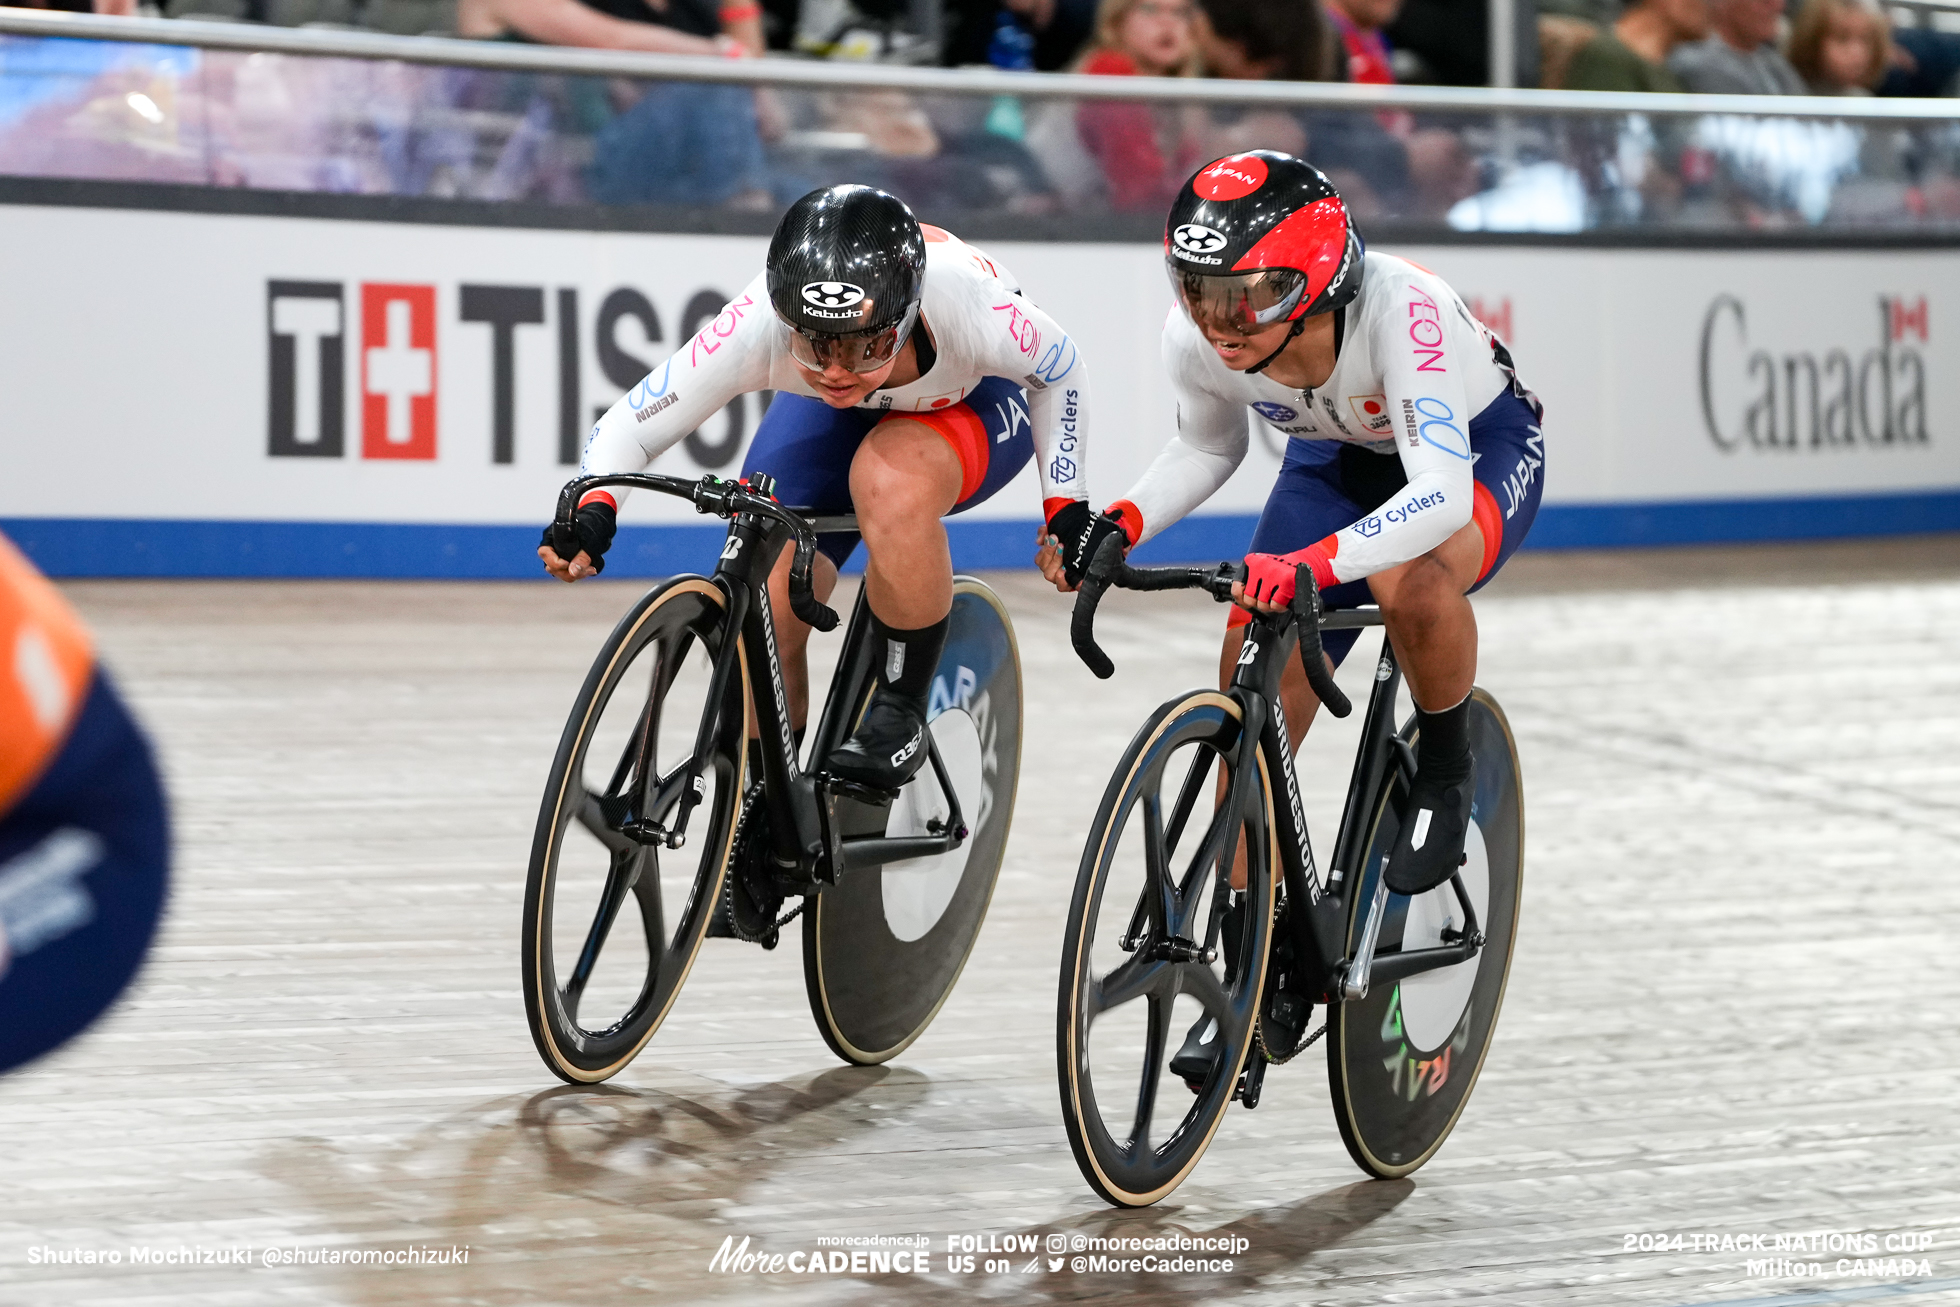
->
[{"left": 1192, "top": 154, "right": 1269, "bottom": 201}]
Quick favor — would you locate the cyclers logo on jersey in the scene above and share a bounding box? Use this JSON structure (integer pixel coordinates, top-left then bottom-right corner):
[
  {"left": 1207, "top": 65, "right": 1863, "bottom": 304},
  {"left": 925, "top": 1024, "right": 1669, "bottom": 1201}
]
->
[
  {"left": 1354, "top": 490, "right": 1445, "bottom": 540},
  {"left": 801, "top": 282, "right": 866, "bottom": 319},
  {"left": 1251, "top": 401, "right": 1299, "bottom": 425},
  {"left": 1171, "top": 224, "right": 1227, "bottom": 266}
]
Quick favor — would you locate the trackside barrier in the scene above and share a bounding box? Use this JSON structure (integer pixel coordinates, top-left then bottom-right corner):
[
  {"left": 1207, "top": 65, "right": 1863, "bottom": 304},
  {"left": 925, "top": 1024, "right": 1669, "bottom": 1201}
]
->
[{"left": 2, "top": 12, "right": 1958, "bottom": 576}]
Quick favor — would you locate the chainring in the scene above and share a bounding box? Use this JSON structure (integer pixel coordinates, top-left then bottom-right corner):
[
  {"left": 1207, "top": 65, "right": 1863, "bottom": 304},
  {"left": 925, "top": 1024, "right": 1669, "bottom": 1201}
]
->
[
  {"left": 1255, "top": 889, "right": 1319, "bottom": 1064},
  {"left": 723, "top": 788, "right": 786, "bottom": 946}
]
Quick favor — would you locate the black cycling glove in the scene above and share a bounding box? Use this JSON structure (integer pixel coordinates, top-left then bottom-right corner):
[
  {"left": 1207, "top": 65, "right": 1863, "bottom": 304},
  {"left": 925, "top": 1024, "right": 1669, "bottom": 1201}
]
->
[
  {"left": 1046, "top": 500, "right": 1127, "bottom": 588},
  {"left": 543, "top": 500, "right": 617, "bottom": 574}
]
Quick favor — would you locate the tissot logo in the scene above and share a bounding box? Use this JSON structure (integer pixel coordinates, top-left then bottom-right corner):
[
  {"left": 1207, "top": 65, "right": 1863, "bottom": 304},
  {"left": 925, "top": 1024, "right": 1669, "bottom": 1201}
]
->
[
  {"left": 264, "top": 279, "right": 758, "bottom": 470},
  {"left": 362, "top": 284, "right": 437, "bottom": 460},
  {"left": 1172, "top": 224, "right": 1226, "bottom": 256},
  {"left": 801, "top": 282, "right": 865, "bottom": 309}
]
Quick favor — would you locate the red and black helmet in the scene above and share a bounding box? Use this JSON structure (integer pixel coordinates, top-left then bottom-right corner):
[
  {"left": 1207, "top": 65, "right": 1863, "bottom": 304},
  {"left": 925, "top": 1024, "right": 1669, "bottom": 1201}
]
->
[{"left": 1164, "top": 151, "right": 1363, "bottom": 338}]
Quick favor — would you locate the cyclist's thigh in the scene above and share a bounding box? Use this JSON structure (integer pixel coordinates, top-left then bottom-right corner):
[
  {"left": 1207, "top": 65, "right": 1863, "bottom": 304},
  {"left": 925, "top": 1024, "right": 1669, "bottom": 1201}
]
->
[
  {"left": 742, "top": 393, "right": 882, "bottom": 568},
  {"left": 877, "top": 376, "right": 1034, "bottom": 517},
  {"left": 1463, "top": 391, "right": 1545, "bottom": 596},
  {"left": 1234, "top": 438, "right": 1371, "bottom": 667}
]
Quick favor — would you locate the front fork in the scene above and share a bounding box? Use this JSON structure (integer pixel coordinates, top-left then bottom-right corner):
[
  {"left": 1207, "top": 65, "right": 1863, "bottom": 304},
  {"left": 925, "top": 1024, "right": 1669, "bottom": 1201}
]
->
[{"left": 1233, "top": 618, "right": 1395, "bottom": 1003}]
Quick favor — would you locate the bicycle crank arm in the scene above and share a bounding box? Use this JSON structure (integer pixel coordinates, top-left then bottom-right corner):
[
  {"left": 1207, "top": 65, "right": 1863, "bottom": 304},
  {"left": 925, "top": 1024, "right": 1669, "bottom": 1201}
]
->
[
  {"left": 1340, "top": 874, "right": 1391, "bottom": 1000},
  {"left": 1364, "top": 936, "right": 1483, "bottom": 987},
  {"left": 835, "top": 830, "right": 965, "bottom": 873}
]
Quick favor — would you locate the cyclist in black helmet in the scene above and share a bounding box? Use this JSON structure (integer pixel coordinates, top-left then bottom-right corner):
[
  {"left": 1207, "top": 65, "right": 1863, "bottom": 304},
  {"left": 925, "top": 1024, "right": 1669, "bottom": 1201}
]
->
[{"left": 543, "top": 185, "right": 1097, "bottom": 791}]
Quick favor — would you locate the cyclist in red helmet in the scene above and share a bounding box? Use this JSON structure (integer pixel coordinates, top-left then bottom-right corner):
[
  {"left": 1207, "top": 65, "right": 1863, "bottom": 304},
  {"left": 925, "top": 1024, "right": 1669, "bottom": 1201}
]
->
[{"left": 1043, "top": 150, "right": 1544, "bottom": 902}]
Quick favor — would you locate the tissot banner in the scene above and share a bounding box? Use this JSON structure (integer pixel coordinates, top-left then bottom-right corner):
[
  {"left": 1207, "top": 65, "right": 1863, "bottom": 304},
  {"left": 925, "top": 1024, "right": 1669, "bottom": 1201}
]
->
[{"left": 0, "top": 202, "right": 1954, "bottom": 574}]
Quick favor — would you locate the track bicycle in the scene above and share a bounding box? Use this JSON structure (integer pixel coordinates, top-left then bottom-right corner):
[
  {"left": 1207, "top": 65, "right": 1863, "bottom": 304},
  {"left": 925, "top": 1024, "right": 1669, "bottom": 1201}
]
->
[
  {"left": 521, "top": 472, "right": 1022, "bottom": 1081},
  {"left": 1055, "top": 537, "right": 1523, "bottom": 1207}
]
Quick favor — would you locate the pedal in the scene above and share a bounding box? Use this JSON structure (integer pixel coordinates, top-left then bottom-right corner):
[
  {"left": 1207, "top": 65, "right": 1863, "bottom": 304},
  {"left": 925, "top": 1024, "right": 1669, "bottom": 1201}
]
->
[
  {"left": 814, "top": 772, "right": 896, "bottom": 884},
  {"left": 820, "top": 774, "right": 897, "bottom": 808},
  {"left": 1234, "top": 1054, "right": 1268, "bottom": 1109}
]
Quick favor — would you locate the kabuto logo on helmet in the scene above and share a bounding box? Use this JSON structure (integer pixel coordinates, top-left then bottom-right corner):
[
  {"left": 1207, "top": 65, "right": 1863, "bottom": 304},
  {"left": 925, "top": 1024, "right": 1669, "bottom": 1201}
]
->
[
  {"left": 1171, "top": 224, "right": 1227, "bottom": 263},
  {"left": 802, "top": 282, "right": 866, "bottom": 310},
  {"left": 1193, "top": 154, "right": 1269, "bottom": 201}
]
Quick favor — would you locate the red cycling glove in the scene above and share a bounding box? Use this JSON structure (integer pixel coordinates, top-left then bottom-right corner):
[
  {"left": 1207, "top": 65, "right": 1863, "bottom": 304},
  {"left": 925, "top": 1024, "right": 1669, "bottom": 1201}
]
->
[{"left": 1241, "top": 541, "right": 1338, "bottom": 608}]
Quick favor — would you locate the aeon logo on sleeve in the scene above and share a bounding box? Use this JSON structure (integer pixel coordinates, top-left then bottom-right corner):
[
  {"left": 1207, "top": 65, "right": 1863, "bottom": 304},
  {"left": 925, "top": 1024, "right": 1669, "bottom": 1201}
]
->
[{"left": 361, "top": 284, "right": 437, "bottom": 460}]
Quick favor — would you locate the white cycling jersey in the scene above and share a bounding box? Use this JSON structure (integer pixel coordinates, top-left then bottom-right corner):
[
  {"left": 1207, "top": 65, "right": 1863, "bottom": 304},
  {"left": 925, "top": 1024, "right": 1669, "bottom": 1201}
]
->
[
  {"left": 580, "top": 227, "right": 1089, "bottom": 514},
  {"left": 1120, "top": 251, "right": 1534, "bottom": 583}
]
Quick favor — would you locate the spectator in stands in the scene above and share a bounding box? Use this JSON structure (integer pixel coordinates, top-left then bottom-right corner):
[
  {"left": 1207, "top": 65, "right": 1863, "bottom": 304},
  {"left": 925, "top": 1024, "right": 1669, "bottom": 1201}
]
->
[
  {"left": 1669, "top": 0, "right": 1807, "bottom": 93},
  {"left": 1788, "top": 0, "right": 1889, "bottom": 92},
  {"left": 1326, "top": 0, "right": 1400, "bottom": 86},
  {"left": 1065, "top": 0, "right": 1204, "bottom": 210},
  {"left": 1386, "top": 0, "right": 1539, "bottom": 86},
  {"left": 1562, "top": 0, "right": 1709, "bottom": 91},
  {"left": 461, "top": 0, "right": 759, "bottom": 56},
  {"left": 1320, "top": 0, "right": 1481, "bottom": 218},
  {"left": 1195, "top": 0, "right": 1334, "bottom": 82},
  {"left": 460, "top": 0, "right": 777, "bottom": 206},
  {"left": 14, "top": 0, "right": 134, "bottom": 11},
  {"left": 1193, "top": 0, "right": 1430, "bottom": 217},
  {"left": 943, "top": 0, "right": 1098, "bottom": 69}
]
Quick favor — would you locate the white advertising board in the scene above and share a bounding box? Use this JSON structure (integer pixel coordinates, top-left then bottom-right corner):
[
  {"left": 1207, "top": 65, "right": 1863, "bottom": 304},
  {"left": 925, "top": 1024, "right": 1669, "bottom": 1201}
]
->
[{"left": 0, "top": 201, "right": 1954, "bottom": 573}]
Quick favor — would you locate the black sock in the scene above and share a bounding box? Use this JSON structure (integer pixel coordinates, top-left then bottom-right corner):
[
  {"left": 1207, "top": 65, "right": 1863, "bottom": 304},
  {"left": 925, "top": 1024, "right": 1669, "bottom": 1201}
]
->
[
  {"left": 870, "top": 612, "right": 948, "bottom": 702},
  {"left": 1415, "top": 695, "right": 1472, "bottom": 785}
]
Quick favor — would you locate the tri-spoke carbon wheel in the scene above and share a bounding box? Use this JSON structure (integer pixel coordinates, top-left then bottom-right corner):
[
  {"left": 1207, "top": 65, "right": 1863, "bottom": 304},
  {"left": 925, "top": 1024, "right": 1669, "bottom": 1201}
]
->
[
  {"left": 1057, "top": 691, "right": 1277, "bottom": 1208},
  {"left": 522, "top": 578, "right": 749, "bottom": 1084}
]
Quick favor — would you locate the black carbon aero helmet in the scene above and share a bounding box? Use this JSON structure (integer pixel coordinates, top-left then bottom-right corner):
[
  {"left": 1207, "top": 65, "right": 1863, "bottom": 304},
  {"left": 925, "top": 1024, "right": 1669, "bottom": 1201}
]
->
[
  {"left": 1164, "top": 152, "right": 1363, "bottom": 357},
  {"left": 767, "top": 184, "right": 927, "bottom": 374}
]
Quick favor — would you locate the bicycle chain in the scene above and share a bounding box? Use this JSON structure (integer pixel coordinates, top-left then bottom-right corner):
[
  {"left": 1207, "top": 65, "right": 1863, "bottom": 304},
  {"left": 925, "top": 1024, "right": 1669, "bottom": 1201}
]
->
[
  {"left": 721, "top": 787, "right": 814, "bottom": 948},
  {"left": 721, "top": 788, "right": 783, "bottom": 945},
  {"left": 1255, "top": 891, "right": 1324, "bottom": 1065},
  {"left": 1256, "top": 1011, "right": 1328, "bottom": 1065}
]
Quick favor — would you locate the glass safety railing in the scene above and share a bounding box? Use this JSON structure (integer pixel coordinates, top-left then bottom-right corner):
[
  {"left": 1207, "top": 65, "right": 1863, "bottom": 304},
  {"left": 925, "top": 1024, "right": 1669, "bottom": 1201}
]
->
[{"left": 3, "top": 10, "right": 1958, "bottom": 235}]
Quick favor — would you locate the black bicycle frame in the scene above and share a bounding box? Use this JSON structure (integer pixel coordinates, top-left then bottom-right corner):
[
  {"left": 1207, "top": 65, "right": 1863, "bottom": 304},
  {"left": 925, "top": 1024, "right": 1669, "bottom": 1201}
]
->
[
  {"left": 550, "top": 472, "right": 967, "bottom": 887},
  {"left": 1069, "top": 537, "right": 1483, "bottom": 1008}
]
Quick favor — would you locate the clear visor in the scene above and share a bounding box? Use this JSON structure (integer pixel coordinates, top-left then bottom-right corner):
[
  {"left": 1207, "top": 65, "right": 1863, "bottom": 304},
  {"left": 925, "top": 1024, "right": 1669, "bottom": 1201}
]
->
[
  {"left": 783, "top": 302, "right": 918, "bottom": 375},
  {"left": 1169, "top": 265, "right": 1308, "bottom": 337}
]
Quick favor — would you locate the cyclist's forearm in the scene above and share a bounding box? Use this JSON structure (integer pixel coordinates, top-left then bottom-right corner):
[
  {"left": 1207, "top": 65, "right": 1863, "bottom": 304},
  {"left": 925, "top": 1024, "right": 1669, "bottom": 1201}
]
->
[
  {"left": 1320, "top": 464, "right": 1472, "bottom": 585},
  {"left": 1117, "top": 428, "right": 1245, "bottom": 545},
  {"left": 576, "top": 280, "right": 772, "bottom": 510}
]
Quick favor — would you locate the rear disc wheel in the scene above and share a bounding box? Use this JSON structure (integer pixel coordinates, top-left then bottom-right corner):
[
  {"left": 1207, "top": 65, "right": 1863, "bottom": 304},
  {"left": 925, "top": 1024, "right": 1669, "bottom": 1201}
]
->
[{"left": 1326, "top": 688, "right": 1523, "bottom": 1177}]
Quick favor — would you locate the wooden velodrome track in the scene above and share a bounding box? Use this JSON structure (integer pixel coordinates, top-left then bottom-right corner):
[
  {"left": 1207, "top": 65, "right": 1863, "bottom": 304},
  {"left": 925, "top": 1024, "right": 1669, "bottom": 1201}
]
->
[{"left": 4, "top": 539, "right": 1958, "bottom": 1307}]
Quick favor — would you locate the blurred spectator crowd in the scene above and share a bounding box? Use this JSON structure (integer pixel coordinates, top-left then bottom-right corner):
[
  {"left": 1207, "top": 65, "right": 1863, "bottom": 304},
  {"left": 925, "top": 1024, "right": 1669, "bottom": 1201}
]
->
[{"left": 4, "top": 0, "right": 1960, "bottom": 227}]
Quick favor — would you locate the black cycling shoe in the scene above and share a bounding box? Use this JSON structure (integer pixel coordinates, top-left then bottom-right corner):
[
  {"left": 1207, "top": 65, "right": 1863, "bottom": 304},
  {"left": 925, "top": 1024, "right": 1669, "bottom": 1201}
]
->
[
  {"left": 1383, "top": 764, "right": 1474, "bottom": 895},
  {"left": 1168, "top": 894, "right": 1245, "bottom": 1090},
  {"left": 1170, "top": 1014, "right": 1224, "bottom": 1090},
  {"left": 825, "top": 689, "right": 930, "bottom": 792}
]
